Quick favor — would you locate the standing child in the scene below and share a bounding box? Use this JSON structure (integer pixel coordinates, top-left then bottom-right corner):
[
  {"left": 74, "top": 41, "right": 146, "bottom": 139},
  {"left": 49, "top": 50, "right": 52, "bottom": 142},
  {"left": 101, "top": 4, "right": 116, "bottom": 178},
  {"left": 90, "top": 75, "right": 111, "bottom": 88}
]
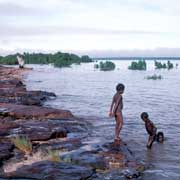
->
[
  {"left": 141, "top": 112, "right": 157, "bottom": 149},
  {"left": 109, "top": 83, "right": 125, "bottom": 143}
]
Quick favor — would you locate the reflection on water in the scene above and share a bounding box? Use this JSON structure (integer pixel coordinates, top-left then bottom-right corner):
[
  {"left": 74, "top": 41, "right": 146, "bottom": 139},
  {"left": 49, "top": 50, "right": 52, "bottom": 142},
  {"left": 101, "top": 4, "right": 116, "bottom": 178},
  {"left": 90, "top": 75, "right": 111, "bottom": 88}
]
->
[{"left": 24, "top": 60, "right": 180, "bottom": 179}]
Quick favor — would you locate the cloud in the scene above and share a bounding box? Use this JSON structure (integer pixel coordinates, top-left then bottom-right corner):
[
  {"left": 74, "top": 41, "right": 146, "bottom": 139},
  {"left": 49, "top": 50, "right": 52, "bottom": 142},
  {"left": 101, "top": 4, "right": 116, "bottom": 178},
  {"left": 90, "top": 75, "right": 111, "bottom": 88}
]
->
[
  {"left": 0, "top": 24, "right": 172, "bottom": 38},
  {"left": 0, "top": 0, "right": 180, "bottom": 53}
]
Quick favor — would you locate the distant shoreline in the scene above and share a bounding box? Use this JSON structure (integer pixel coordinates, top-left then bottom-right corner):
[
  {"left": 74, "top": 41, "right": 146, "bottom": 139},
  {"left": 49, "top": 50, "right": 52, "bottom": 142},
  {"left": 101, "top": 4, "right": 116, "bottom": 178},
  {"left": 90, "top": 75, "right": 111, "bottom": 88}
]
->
[{"left": 92, "top": 57, "right": 180, "bottom": 60}]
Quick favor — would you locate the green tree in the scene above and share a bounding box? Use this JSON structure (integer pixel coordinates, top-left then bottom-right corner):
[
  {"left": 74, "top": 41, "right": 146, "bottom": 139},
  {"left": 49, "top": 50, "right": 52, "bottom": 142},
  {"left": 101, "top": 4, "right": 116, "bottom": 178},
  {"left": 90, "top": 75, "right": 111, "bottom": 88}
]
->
[
  {"left": 96, "top": 61, "right": 116, "bottom": 71},
  {"left": 128, "top": 60, "right": 147, "bottom": 70}
]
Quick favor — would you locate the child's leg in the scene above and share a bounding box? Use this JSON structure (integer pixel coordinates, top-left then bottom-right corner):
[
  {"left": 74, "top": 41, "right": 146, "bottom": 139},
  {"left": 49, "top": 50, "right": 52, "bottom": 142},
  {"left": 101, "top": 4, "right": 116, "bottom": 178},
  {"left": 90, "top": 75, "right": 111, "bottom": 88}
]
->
[
  {"left": 115, "top": 112, "right": 123, "bottom": 139},
  {"left": 147, "top": 134, "right": 156, "bottom": 149}
]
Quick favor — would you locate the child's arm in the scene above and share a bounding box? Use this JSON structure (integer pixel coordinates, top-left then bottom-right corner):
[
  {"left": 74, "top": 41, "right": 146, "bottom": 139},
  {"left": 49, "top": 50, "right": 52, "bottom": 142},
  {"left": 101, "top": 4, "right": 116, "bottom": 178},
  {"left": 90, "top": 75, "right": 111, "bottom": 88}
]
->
[
  {"left": 151, "top": 121, "right": 157, "bottom": 133},
  {"left": 113, "top": 94, "right": 122, "bottom": 114},
  {"left": 109, "top": 95, "right": 115, "bottom": 117}
]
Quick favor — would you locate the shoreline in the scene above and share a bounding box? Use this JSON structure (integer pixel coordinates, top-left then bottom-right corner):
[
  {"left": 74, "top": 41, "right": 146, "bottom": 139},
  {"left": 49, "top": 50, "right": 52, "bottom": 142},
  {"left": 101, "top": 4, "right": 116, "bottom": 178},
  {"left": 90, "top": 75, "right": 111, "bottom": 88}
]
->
[{"left": 0, "top": 65, "right": 145, "bottom": 179}]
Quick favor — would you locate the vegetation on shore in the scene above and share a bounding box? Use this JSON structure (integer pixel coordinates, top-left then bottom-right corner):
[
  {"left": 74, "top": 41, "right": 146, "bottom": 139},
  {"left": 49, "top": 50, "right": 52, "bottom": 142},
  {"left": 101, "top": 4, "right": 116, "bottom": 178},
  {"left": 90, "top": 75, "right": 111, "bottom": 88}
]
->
[
  {"left": 47, "top": 149, "right": 61, "bottom": 162},
  {"left": 11, "top": 135, "right": 32, "bottom": 154},
  {"left": 154, "top": 60, "right": 174, "bottom": 70},
  {"left": 145, "top": 74, "right": 163, "bottom": 80},
  {"left": 128, "top": 60, "right": 147, "bottom": 70},
  {"left": 94, "top": 61, "right": 116, "bottom": 71},
  {"left": 0, "top": 52, "right": 92, "bottom": 68}
]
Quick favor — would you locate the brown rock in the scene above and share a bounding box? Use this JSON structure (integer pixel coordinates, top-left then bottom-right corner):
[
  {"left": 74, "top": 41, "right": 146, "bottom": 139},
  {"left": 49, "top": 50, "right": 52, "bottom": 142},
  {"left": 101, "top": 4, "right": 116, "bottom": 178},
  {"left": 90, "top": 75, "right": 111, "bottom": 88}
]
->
[{"left": 0, "top": 103, "right": 74, "bottom": 120}]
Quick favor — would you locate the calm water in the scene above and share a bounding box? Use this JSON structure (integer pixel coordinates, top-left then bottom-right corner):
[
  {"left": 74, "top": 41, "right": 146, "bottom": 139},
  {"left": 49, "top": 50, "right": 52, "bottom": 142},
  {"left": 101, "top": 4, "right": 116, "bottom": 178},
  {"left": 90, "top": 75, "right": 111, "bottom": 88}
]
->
[{"left": 24, "top": 60, "right": 180, "bottom": 180}]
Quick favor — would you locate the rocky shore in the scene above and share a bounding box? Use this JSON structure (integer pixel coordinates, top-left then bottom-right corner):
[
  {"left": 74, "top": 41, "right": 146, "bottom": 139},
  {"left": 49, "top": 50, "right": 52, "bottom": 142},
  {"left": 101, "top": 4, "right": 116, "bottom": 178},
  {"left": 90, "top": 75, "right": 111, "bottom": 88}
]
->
[{"left": 0, "top": 65, "right": 145, "bottom": 179}]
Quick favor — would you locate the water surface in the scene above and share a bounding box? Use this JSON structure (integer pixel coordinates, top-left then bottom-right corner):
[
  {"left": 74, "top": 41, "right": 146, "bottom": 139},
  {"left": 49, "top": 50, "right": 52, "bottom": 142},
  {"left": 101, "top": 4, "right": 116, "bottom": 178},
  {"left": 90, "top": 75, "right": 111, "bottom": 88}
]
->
[{"left": 24, "top": 60, "right": 180, "bottom": 179}]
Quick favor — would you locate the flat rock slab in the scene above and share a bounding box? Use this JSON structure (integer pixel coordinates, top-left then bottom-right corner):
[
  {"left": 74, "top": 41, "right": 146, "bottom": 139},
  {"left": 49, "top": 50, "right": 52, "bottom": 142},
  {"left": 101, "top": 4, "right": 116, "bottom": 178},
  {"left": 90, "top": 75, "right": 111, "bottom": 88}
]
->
[
  {"left": 5, "top": 161, "right": 94, "bottom": 180},
  {"left": 0, "top": 103, "right": 74, "bottom": 120}
]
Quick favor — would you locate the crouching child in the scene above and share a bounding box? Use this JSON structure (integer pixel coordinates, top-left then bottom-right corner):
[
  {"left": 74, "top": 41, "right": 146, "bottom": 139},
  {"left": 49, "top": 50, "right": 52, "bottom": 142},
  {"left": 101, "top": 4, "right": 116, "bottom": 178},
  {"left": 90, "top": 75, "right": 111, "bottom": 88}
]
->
[{"left": 141, "top": 112, "right": 157, "bottom": 149}]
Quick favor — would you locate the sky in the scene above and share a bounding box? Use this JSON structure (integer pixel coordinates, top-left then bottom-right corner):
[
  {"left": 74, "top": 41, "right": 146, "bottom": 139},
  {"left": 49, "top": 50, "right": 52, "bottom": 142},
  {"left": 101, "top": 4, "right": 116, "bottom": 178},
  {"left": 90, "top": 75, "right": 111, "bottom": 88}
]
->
[{"left": 0, "top": 0, "right": 180, "bottom": 57}]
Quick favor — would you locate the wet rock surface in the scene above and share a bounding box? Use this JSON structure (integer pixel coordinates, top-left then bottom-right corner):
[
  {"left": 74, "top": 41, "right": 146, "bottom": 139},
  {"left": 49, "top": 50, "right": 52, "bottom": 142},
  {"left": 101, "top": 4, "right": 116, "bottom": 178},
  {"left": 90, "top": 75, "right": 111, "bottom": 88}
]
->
[
  {"left": 4, "top": 161, "right": 95, "bottom": 180},
  {"left": 0, "top": 140, "right": 14, "bottom": 164},
  {"left": 0, "top": 66, "right": 145, "bottom": 179}
]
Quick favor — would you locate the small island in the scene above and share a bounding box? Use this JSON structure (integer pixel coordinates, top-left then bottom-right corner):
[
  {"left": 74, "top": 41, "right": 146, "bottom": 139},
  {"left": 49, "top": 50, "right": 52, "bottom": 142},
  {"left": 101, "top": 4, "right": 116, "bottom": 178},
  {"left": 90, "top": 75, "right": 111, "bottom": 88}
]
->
[
  {"left": 94, "top": 61, "right": 116, "bottom": 71},
  {"left": 128, "top": 60, "right": 147, "bottom": 70}
]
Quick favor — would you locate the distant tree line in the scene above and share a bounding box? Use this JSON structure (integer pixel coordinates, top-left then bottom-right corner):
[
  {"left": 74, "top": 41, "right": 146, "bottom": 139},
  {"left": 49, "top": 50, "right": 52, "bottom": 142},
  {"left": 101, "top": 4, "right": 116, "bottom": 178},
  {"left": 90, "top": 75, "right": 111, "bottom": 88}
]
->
[{"left": 0, "top": 52, "right": 92, "bottom": 67}]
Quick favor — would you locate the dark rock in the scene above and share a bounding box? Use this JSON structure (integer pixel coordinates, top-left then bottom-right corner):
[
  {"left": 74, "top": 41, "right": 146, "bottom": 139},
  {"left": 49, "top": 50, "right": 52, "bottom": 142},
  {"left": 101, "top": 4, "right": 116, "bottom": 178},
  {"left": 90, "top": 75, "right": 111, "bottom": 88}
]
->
[
  {"left": 16, "top": 90, "right": 56, "bottom": 104},
  {"left": 0, "top": 108, "right": 9, "bottom": 117},
  {"left": 0, "top": 79, "right": 23, "bottom": 86},
  {"left": 63, "top": 151, "right": 107, "bottom": 170},
  {"left": 0, "top": 89, "right": 55, "bottom": 106},
  {"left": 15, "top": 119, "right": 89, "bottom": 142},
  {"left": 0, "top": 117, "right": 19, "bottom": 137},
  {"left": 15, "top": 120, "right": 68, "bottom": 141},
  {"left": 38, "top": 138, "right": 83, "bottom": 151},
  {"left": 5, "top": 161, "right": 95, "bottom": 180},
  {"left": 103, "top": 141, "right": 136, "bottom": 162},
  {"left": 0, "top": 141, "right": 14, "bottom": 164},
  {"left": 123, "top": 168, "right": 140, "bottom": 179}
]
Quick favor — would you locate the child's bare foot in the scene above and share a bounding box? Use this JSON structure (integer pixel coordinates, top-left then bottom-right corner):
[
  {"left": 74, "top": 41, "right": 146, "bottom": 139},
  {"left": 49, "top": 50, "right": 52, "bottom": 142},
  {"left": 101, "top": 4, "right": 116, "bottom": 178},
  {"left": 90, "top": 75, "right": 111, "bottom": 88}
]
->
[{"left": 114, "top": 137, "right": 121, "bottom": 144}]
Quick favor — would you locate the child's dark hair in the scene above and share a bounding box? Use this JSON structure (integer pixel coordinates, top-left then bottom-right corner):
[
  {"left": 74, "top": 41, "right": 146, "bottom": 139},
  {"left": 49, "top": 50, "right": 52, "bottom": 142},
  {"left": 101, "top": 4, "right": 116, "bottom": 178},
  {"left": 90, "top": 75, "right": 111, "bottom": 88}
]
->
[
  {"left": 141, "top": 112, "right": 149, "bottom": 119},
  {"left": 116, "top": 83, "right": 125, "bottom": 92},
  {"left": 156, "top": 131, "right": 164, "bottom": 142}
]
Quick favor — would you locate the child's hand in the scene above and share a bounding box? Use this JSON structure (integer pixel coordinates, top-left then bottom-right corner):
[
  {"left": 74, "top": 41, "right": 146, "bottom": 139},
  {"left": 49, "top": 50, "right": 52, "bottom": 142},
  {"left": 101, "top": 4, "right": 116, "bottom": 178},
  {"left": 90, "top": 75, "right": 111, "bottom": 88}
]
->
[{"left": 109, "top": 112, "right": 114, "bottom": 117}]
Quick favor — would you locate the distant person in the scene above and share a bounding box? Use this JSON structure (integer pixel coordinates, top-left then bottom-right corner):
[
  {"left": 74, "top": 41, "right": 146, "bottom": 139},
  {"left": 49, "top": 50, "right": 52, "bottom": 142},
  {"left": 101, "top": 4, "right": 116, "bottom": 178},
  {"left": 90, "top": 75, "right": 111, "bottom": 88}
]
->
[
  {"left": 109, "top": 83, "right": 125, "bottom": 143},
  {"left": 141, "top": 112, "right": 163, "bottom": 149},
  {"left": 17, "top": 55, "right": 25, "bottom": 68}
]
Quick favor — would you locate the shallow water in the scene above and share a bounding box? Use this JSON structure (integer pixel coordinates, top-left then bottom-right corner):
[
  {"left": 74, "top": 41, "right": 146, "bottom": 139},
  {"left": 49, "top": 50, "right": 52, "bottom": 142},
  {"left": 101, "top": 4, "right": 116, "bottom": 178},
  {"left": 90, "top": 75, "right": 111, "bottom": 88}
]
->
[{"left": 24, "top": 60, "right": 180, "bottom": 179}]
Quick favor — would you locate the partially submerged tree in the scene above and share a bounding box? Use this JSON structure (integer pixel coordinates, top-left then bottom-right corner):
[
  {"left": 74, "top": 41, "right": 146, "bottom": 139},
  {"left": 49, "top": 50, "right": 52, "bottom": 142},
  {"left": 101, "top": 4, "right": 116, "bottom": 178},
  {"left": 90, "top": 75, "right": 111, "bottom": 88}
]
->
[
  {"left": 145, "top": 74, "right": 163, "bottom": 80},
  {"left": 95, "top": 61, "right": 116, "bottom": 71},
  {"left": 154, "top": 60, "right": 174, "bottom": 70},
  {"left": 128, "top": 60, "right": 147, "bottom": 70}
]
